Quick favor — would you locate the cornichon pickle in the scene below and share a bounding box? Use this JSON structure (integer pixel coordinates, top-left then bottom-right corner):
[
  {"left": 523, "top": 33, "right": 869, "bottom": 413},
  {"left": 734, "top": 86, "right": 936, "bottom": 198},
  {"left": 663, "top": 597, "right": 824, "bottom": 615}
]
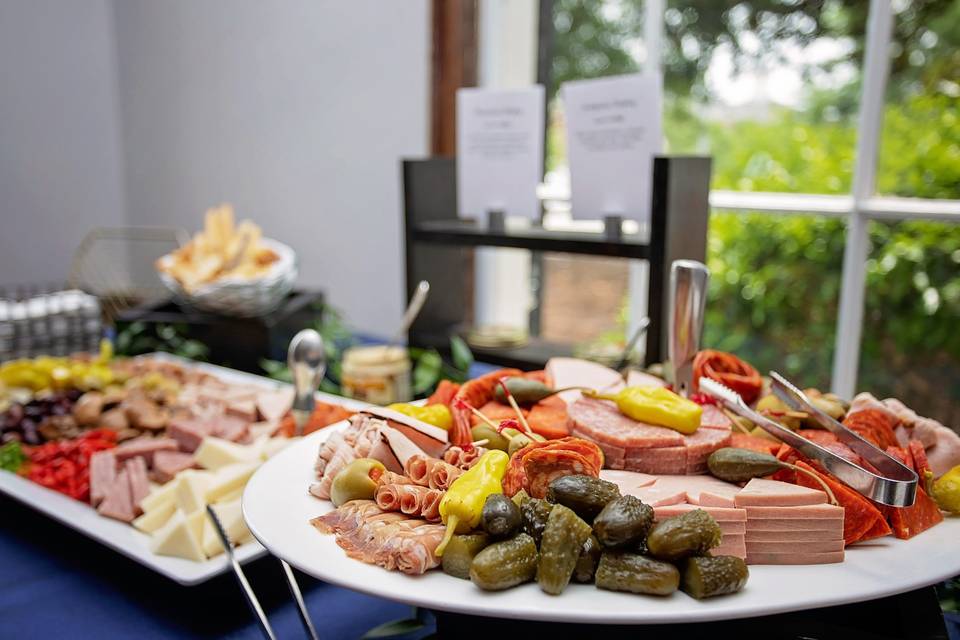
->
[
  {"left": 511, "top": 489, "right": 530, "bottom": 508},
  {"left": 595, "top": 552, "right": 680, "bottom": 596},
  {"left": 471, "top": 424, "right": 510, "bottom": 452},
  {"left": 441, "top": 533, "right": 490, "bottom": 580},
  {"left": 520, "top": 497, "right": 554, "bottom": 545},
  {"left": 707, "top": 447, "right": 786, "bottom": 483},
  {"left": 537, "top": 504, "right": 593, "bottom": 595},
  {"left": 592, "top": 495, "right": 654, "bottom": 548},
  {"left": 573, "top": 534, "right": 602, "bottom": 583},
  {"left": 546, "top": 475, "right": 621, "bottom": 521},
  {"left": 681, "top": 556, "right": 749, "bottom": 599},
  {"left": 646, "top": 509, "right": 722, "bottom": 561},
  {"left": 481, "top": 494, "right": 521, "bottom": 539},
  {"left": 469, "top": 533, "right": 539, "bottom": 591}
]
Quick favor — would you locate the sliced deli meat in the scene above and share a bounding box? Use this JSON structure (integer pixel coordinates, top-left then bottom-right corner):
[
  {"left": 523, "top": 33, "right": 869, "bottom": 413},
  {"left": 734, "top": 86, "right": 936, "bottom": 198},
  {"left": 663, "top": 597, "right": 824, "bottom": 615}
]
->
[
  {"left": 89, "top": 450, "right": 117, "bottom": 507},
  {"left": 153, "top": 450, "right": 197, "bottom": 483},
  {"left": 546, "top": 357, "right": 624, "bottom": 404},
  {"left": 568, "top": 398, "right": 685, "bottom": 449},
  {"left": 734, "top": 478, "right": 828, "bottom": 507},
  {"left": 97, "top": 469, "right": 135, "bottom": 523},
  {"left": 745, "top": 528, "right": 844, "bottom": 542},
  {"left": 125, "top": 456, "right": 151, "bottom": 513},
  {"left": 744, "top": 539, "right": 845, "bottom": 554},
  {"left": 746, "top": 551, "right": 844, "bottom": 565},
  {"left": 742, "top": 504, "right": 845, "bottom": 519}
]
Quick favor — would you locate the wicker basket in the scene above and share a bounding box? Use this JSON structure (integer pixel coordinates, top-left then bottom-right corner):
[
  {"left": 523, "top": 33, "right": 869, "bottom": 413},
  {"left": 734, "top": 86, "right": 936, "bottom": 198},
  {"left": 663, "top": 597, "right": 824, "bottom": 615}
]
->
[{"left": 157, "top": 238, "right": 297, "bottom": 317}]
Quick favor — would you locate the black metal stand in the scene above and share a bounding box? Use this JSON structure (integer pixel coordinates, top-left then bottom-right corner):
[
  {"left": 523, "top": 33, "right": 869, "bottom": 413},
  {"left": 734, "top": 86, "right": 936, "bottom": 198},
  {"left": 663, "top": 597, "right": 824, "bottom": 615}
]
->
[{"left": 401, "top": 156, "right": 712, "bottom": 368}]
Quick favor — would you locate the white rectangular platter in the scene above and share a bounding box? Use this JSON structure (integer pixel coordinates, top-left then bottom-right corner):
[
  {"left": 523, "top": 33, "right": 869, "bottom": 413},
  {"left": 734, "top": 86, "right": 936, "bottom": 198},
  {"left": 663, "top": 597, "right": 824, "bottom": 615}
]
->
[{"left": 0, "top": 353, "right": 368, "bottom": 585}]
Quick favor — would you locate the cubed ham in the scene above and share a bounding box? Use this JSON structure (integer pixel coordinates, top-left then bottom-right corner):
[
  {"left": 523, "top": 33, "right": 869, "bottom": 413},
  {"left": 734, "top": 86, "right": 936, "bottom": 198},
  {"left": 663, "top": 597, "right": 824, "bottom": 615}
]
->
[
  {"left": 734, "top": 478, "right": 828, "bottom": 507},
  {"left": 114, "top": 437, "right": 178, "bottom": 466},
  {"left": 746, "top": 550, "right": 844, "bottom": 565},
  {"left": 212, "top": 415, "right": 249, "bottom": 442},
  {"left": 89, "top": 450, "right": 117, "bottom": 507},
  {"left": 152, "top": 450, "right": 197, "bottom": 483},
  {"left": 97, "top": 469, "right": 135, "bottom": 523},
  {"left": 124, "top": 457, "right": 150, "bottom": 513},
  {"left": 168, "top": 418, "right": 215, "bottom": 452},
  {"left": 226, "top": 399, "right": 258, "bottom": 422}
]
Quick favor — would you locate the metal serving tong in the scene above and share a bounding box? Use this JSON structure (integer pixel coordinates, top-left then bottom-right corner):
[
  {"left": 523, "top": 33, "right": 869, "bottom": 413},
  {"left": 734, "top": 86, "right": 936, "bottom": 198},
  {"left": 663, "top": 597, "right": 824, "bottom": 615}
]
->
[{"left": 700, "top": 373, "right": 918, "bottom": 507}]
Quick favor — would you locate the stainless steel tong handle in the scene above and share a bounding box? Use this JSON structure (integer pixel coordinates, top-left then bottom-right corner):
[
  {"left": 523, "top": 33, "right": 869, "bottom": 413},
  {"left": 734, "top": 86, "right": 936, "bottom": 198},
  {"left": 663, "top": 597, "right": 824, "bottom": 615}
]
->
[
  {"left": 206, "top": 506, "right": 277, "bottom": 640},
  {"left": 700, "top": 377, "right": 917, "bottom": 507},
  {"left": 668, "top": 260, "right": 709, "bottom": 397},
  {"left": 768, "top": 372, "right": 917, "bottom": 506}
]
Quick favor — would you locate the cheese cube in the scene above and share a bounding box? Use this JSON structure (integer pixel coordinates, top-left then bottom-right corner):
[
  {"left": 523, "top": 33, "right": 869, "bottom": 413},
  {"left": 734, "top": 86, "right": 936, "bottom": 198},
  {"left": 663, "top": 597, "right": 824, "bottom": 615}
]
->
[
  {"left": 201, "top": 499, "right": 252, "bottom": 557},
  {"left": 195, "top": 436, "right": 259, "bottom": 471},
  {"left": 140, "top": 480, "right": 177, "bottom": 513},
  {"left": 150, "top": 509, "right": 206, "bottom": 562},
  {"left": 205, "top": 463, "right": 258, "bottom": 504},
  {"left": 175, "top": 470, "right": 212, "bottom": 514},
  {"left": 132, "top": 500, "right": 176, "bottom": 534}
]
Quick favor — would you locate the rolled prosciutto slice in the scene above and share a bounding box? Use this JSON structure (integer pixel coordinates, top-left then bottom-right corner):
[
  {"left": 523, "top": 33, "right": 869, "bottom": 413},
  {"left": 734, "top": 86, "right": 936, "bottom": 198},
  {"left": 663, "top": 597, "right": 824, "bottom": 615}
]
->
[
  {"left": 403, "top": 455, "right": 432, "bottom": 486},
  {"left": 420, "top": 489, "right": 444, "bottom": 522},
  {"left": 427, "top": 460, "right": 463, "bottom": 490},
  {"left": 377, "top": 471, "right": 414, "bottom": 487},
  {"left": 443, "top": 446, "right": 488, "bottom": 470}
]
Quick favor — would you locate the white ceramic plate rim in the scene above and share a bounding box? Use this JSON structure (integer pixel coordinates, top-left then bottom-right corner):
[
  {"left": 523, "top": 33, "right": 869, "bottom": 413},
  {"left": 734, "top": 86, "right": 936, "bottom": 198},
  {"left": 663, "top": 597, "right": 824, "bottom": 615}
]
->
[
  {"left": 245, "top": 424, "right": 960, "bottom": 624},
  {"left": 0, "top": 353, "right": 367, "bottom": 585}
]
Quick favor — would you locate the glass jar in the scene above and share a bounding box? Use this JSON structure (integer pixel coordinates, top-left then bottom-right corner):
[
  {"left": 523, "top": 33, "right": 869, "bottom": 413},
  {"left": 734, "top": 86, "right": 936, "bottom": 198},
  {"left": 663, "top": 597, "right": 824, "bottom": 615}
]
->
[{"left": 340, "top": 345, "right": 411, "bottom": 405}]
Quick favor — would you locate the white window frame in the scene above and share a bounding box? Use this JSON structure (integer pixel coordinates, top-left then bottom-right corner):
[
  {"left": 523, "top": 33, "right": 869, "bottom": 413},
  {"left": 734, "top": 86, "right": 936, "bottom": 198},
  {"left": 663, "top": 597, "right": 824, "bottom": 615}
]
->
[{"left": 480, "top": 0, "right": 960, "bottom": 398}]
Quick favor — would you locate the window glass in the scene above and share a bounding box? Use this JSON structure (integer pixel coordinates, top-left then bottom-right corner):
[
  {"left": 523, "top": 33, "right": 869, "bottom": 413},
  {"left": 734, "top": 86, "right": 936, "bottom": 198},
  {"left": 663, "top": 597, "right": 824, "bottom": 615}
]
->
[
  {"left": 704, "top": 210, "right": 844, "bottom": 390},
  {"left": 876, "top": 0, "right": 960, "bottom": 199},
  {"left": 858, "top": 220, "right": 960, "bottom": 426},
  {"left": 548, "top": 1, "right": 868, "bottom": 194}
]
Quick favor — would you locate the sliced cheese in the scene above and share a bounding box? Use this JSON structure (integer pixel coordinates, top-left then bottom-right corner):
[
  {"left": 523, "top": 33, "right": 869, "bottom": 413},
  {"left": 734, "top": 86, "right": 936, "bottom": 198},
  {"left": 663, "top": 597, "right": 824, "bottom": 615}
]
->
[
  {"left": 201, "top": 498, "right": 251, "bottom": 557},
  {"left": 140, "top": 480, "right": 177, "bottom": 513},
  {"left": 150, "top": 509, "right": 206, "bottom": 562},
  {"left": 195, "top": 436, "right": 259, "bottom": 471},
  {"left": 205, "top": 462, "right": 258, "bottom": 504},
  {"left": 132, "top": 499, "right": 176, "bottom": 534},
  {"left": 175, "top": 470, "right": 212, "bottom": 514}
]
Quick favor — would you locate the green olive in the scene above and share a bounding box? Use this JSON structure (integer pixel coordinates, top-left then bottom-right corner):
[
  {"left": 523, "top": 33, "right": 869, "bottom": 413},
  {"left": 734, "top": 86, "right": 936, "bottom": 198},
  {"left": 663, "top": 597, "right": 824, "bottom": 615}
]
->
[
  {"left": 508, "top": 433, "right": 534, "bottom": 456},
  {"left": 329, "top": 458, "right": 386, "bottom": 507},
  {"left": 471, "top": 424, "right": 510, "bottom": 452}
]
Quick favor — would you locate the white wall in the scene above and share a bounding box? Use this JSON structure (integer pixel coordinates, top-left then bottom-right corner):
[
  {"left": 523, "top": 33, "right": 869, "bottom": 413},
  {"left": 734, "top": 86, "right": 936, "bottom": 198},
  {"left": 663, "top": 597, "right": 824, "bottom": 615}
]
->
[
  {"left": 113, "top": 0, "right": 430, "bottom": 335},
  {"left": 0, "top": 0, "right": 126, "bottom": 286}
]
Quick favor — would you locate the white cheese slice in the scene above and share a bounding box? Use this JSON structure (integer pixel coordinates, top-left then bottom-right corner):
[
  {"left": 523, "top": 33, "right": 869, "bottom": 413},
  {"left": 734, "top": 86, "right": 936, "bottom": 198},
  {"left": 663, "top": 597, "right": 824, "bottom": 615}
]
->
[
  {"left": 216, "top": 485, "right": 244, "bottom": 503},
  {"left": 140, "top": 480, "right": 177, "bottom": 513},
  {"left": 132, "top": 499, "right": 176, "bottom": 534},
  {"left": 194, "top": 436, "right": 259, "bottom": 471},
  {"left": 205, "top": 462, "right": 258, "bottom": 504},
  {"left": 175, "top": 470, "right": 212, "bottom": 514},
  {"left": 201, "top": 498, "right": 251, "bottom": 557},
  {"left": 150, "top": 509, "right": 206, "bottom": 562}
]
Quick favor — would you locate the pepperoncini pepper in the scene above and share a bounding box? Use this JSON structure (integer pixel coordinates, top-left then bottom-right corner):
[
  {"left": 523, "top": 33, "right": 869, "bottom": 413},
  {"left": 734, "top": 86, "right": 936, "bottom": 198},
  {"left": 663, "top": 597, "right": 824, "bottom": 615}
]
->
[
  {"left": 386, "top": 403, "right": 452, "bottom": 430},
  {"left": 435, "top": 449, "right": 509, "bottom": 556},
  {"left": 585, "top": 386, "right": 702, "bottom": 434},
  {"left": 928, "top": 465, "right": 960, "bottom": 515}
]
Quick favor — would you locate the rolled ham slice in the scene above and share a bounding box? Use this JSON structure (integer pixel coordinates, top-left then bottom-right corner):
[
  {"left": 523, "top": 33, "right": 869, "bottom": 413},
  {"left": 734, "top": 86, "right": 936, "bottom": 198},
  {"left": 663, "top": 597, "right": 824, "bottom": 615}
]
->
[
  {"left": 443, "top": 446, "right": 487, "bottom": 470},
  {"left": 427, "top": 460, "right": 462, "bottom": 490},
  {"left": 378, "top": 471, "right": 414, "bottom": 487},
  {"left": 420, "top": 489, "right": 443, "bottom": 522}
]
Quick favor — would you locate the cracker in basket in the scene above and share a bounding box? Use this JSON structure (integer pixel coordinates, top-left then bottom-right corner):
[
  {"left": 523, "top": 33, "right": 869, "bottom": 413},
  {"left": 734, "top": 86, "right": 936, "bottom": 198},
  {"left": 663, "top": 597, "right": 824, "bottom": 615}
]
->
[{"left": 156, "top": 204, "right": 279, "bottom": 291}]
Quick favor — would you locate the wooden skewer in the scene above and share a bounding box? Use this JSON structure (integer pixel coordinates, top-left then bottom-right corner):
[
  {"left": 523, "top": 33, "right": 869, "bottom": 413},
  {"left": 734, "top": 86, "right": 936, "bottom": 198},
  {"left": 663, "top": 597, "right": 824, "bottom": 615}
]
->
[
  {"left": 504, "top": 393, "right": 533, "bottom": 437},
  {"left": 464, "top": 403, "right": 499, "bottom": 430}
]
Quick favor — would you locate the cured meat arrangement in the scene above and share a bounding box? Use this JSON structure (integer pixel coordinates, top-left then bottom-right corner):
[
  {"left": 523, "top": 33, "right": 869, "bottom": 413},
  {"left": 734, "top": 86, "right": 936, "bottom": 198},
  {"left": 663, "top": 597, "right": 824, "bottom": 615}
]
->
[{"left": 306, "top": 351, "right": 960, "bottom": 603}]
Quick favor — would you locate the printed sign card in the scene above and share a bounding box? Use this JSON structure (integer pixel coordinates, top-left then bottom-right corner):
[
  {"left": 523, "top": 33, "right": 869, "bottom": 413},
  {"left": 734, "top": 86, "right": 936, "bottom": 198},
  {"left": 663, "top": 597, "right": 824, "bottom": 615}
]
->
[
  {"left": 562, "top": 73, "right": 662, "bottom": 223},
  {"left": 456, "top": 86, "right": 545, "bottom": 221}
]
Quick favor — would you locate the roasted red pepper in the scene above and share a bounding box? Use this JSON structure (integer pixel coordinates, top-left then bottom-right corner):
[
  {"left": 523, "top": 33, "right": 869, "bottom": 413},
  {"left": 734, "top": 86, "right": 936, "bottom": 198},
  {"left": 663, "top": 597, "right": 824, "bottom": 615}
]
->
[{"left": 24, "top": 429, "right": 116, "bottom": 502}]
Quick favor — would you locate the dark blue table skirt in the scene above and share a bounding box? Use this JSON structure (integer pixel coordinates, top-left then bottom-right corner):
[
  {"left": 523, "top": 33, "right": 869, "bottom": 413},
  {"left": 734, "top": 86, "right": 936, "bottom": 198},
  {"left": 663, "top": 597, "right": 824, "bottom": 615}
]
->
[{"left": 0, "top": 495, "right": 433, "bottom": 639}]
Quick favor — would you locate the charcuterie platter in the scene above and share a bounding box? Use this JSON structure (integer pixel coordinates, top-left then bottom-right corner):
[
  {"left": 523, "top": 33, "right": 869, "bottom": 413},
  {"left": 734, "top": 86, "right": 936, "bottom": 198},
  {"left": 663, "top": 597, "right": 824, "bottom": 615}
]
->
[
  {"left": 244, "top": 355, "right": 960, "bottom": 624},
  {"left": 0, "top": 352, "right": 365, "bottom": 584}
]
